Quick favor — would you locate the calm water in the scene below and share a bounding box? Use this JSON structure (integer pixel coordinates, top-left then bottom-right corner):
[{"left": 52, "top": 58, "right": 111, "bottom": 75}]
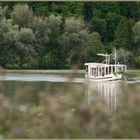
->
[{"left": 0, "top": 70, "right": 140, "bottom": 113}]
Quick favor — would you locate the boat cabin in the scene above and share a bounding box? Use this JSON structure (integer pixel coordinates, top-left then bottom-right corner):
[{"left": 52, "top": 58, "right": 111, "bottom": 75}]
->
[{"left": 85, "top": 63, "right": 127, "bottom": 78}]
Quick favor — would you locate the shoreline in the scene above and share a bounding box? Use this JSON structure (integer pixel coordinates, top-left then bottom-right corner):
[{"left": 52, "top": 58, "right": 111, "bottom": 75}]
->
[{"left": 0, "top": 69, "right": 140, "bottom": 74}]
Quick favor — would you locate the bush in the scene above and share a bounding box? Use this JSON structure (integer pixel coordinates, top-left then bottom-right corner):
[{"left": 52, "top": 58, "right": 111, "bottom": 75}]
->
[{"left": 134, "top": 56, "right": 140, "bottom": 68}]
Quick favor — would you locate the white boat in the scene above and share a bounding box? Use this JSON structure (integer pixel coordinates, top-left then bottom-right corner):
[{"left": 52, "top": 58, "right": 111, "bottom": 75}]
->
[{"left": 84, "top": 49, "right": 127, "bottom": 81}]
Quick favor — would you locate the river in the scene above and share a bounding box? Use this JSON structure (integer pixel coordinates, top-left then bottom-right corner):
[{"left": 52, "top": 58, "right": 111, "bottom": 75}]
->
[{"left": 0, "top": 70, "right": 140, "bottom": 113}]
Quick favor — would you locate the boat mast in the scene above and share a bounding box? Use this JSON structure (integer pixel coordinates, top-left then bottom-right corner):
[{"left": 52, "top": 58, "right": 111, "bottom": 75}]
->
[
  {"left": 114, "top": 49, "right": 117, "bottom": 73},
  {"left": 106, "top": 53, "right": 110, "bottom": 65}
]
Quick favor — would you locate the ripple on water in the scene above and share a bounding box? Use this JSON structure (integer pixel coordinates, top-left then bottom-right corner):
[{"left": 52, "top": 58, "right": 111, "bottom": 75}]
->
[{"left": 0, "top": 73, "right": 84, "bottom": 83}]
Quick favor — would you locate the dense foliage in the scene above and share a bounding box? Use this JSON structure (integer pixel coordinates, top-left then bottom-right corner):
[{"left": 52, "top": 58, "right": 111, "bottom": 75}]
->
[{"left": 0, "top": 2, "right": 140, "bottom": 69}]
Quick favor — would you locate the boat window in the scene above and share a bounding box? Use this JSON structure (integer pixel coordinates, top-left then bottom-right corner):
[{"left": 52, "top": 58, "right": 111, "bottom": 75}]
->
[
  {"left": 102, "top": 67, "right": 105, "bottom": 76},
  {"left": 92, "top": 68, "right": 94, "bottom": 76},
  {"left": 113, "top": 66, "right": 115, "bottom": 73},
  {"left": 109, "top": 66, "right": 111, "bottom": 74},
  {"left": 93, "top": 68, "right": 96, "bottom": 77},
  {"left": 106, "top": 67, "right": 108, "bottom": 75},
  {"left": 99, "top": 67, "right": 100, "bottom": 76},
  {"left": 117, "top": 66, "right": 122, "bottom": 72}
]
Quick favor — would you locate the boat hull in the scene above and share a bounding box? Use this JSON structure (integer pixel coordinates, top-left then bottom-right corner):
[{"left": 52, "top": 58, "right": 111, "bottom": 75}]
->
[{"left": 85, "top": 74, "right": 123, "bottom": 81}]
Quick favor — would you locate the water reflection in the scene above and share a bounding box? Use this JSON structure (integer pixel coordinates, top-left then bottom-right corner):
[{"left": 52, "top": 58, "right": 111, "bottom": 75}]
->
[{"left": 85, "top": 80, "right": 127, "bottom": 113}]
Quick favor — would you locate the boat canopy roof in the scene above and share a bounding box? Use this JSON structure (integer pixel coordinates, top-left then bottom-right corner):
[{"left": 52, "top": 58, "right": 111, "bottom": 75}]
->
[
  {"left": 85, "top": 63, "right": 107, "bottom": 66},
  {"left": 85, "top": 62, "right": 126, "bottom": 67}
]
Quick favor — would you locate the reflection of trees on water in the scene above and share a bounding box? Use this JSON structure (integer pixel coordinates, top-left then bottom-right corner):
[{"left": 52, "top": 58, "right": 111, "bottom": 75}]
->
[{"left": 85, "top": 80, "right": 127, "bottom": 113}]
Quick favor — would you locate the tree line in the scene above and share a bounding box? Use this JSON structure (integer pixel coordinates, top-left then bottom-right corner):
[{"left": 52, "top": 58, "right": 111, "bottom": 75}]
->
[{"left": 0, "top": 2, "right": 140, "bottom": 69}]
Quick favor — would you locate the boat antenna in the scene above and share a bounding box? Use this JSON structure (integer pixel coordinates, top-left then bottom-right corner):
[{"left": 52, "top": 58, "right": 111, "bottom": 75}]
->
[
  {"left": 114, "top": 49, "right": 117, "bottom": 65},
  {"left": 114, "top": 48, "right": 117, "bottom": 72}
]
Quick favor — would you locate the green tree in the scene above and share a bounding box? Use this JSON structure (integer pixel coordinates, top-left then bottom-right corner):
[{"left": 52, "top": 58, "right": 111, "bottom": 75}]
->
[
  {"left": 85, "top": 32, "right": 104, "bottom": 63},
  {"left": 11, "top": 4, "right": 33, "bottom": 28},
  {"left": 91, "top": 17, "right": 107, "bottom": 41},
  {"left": 114, "top": 18, "right": 134, "bottom": 50},
  {"left": 134, "top": 56, "right": 140, "bottom": 68},
  {"left": 30, "top": 2, "right": 49, "bottom": 16},
  {"left": 105, "top": 12, "right": 122, "bottom": 41},
  {"left": 116, "top": 48, "right": 132, "bottom": 66},
  {"left": 0, "top": 17, "right": 19, "bottom": 67},
  {"left": 118, "top": 2, "right": 140, "bottom": 21},
  {"left": 131, "top": 20, "right": 140, "bottom": 68},
  {"left": 15, "top": 27, "right": 35, "bottom": 68},
  {"left": 0, "top": 2, "right": 140, "bottom": 69},
  {"left": 0, "top": 6, "right": 7, "bottom": 20},
  {"left": 40, "top": 15, "right": 64, "bottom": 69},
  {"left": 60, "top": 17, "right": 90, "bottom": 67},
  {"left": 30, "top": 17, "right": 49, "bottom": 58},
  {"left": 133, "top": 21, "right": 140, "bottom": 44}
]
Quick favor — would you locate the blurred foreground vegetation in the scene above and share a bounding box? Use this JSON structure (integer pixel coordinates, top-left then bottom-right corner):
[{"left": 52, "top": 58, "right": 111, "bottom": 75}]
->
[
  {"left": 0, "top": 2, "right": 140, "bottom": 69},
  {"left": 0, "top": 77, "right": 140, "bottom": 138}
]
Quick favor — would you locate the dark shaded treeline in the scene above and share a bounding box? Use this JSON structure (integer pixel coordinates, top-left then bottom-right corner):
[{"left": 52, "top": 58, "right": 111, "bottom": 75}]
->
[{"left": 0, "top": 2, "right": 140, "bottom": 69}]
